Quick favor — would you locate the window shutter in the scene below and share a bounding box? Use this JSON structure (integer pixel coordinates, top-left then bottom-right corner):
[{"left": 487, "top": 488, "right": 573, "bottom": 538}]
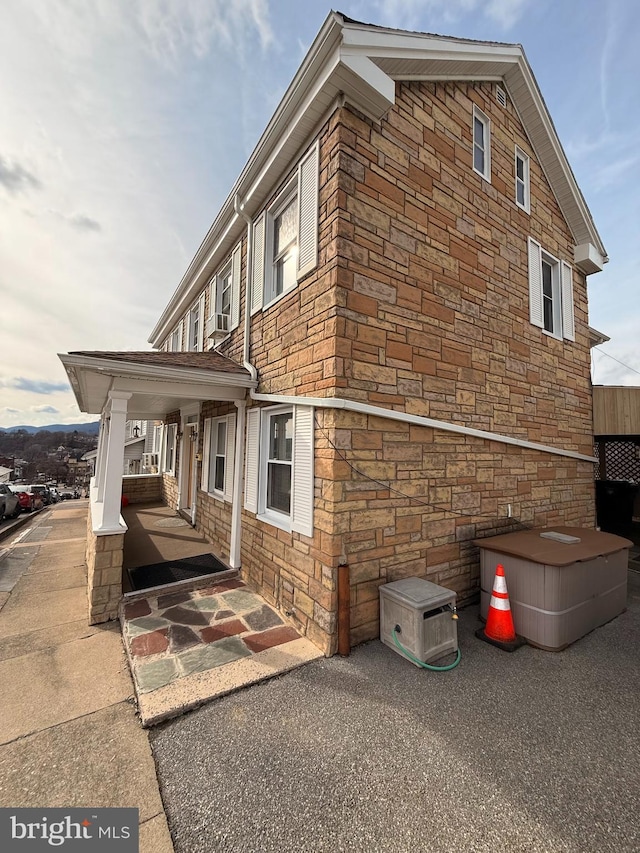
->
[
  {"left": 291, "top": 406, "right": 314, "bottom": 537},
  {"left": 528, "top": 237, "right": 544, "bottom": 329},
  {"left": 231, "top": 242, "right": 241, "bottom": 330},
  {"left": 251, "top": 214, "right": 265, "bottom": 315},
  {"left": 224, "top": 412, "right": 236, "bottom": 502},
  {"left": 178, "top": 319, "right": 185, "bottom": 352},
  {"left": 561, "top": 262, "right": 575, "bottom": 341},
  {"left": 201, "top": 418, "right": 211, "bottom": 491},
  {"left": 297, "top": 141, "right": 319, "bottom": 280},
  {"left": 244, "top": 408, "right": 260, "bottom": 512}
]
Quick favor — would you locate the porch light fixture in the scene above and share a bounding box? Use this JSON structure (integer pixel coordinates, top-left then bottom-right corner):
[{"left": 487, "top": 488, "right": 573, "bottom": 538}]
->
[{"left": 133, "top": 425, "right": 140, "bottom": 438}]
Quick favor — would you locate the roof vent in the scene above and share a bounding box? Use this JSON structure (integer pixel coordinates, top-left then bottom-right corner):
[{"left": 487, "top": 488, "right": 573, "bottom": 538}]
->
[{"left": 496, "top": 86, "right": 507, "bottom": 107}]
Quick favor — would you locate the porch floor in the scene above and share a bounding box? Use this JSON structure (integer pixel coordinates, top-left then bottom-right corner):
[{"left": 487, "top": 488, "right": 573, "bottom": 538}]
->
[{"left": 119, "top": 503, "right": 323, "bottom": 725}]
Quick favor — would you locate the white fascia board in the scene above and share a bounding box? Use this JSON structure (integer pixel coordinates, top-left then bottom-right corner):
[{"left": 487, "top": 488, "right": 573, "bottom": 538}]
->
[
  {"left": 339, "top": 51, "right": 396, "bottom": 116},
  {"left": 111, "top": 377, "right": 246, "bottom": 401},
  {"left": 575, "top": 243, "right": 605, "bottom": 275}
]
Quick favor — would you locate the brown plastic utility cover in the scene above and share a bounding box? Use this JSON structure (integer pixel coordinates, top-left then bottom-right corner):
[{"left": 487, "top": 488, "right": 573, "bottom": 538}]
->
[{"left": 473, "top": 526, "right": 632, "bottom": 566}]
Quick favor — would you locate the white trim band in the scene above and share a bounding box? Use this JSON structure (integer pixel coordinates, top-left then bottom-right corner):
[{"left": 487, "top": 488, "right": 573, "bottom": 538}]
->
[{"left": 250, "top": 392, "right": 597, "bottom": 463}]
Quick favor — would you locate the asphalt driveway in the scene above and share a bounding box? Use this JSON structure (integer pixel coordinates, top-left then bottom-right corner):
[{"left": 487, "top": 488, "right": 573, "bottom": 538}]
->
[{"left": 151, "top": 571, "right": 640, "bottom": 853}]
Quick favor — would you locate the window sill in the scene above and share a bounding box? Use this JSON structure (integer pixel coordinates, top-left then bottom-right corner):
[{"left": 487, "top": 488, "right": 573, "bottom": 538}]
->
[
  {"left": 472, "top": 166, "right": 491, "bottom": 183},
  {"left": 262, "top": 283, "right": 297, "bottom": 314},
  {"left": 541, "top": 328, "right": 563, "bottom": 342},
  {"left": 257, "top": 511, "right": 291, "bottom": 534}
]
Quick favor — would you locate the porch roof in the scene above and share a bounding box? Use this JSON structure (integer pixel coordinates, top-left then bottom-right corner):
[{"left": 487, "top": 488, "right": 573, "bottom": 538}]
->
[{"left": 59, "top": 350, "right": 256, "bottom": 418}]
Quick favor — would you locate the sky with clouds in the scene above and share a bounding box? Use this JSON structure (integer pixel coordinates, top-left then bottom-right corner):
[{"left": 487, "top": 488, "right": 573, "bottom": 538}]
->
[{"left": 1, "top": 0, "right": 638, "bottom": 428}]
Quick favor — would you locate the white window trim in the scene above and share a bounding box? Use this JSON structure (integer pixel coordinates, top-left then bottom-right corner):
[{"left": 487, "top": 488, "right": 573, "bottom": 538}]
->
[
  {"left": 472, "top": 105, "right": 491, "bottom": 182},
  {"left": 201, "top": 414, "right": 235, "bottom": 502},
  {"left": 515, "top": 146, "right": 530, "bottom": 213},
  {"left": 528, "top": 237, "right": 575, "bottom": 342},
  {"left": 164, "top": 423, "right": 177, "bottom": 475},
  {"left": 251, "top": 140, "right": 319, "bottom": 315},
  {"left": 245, "top": 404, "right": 314, "bottom": 536},
  {"left": 263, "top": 178, "right": 298, "bottom": 311},
  {"left": 257, "top": 405, "right": 294, "bottom": 532}
]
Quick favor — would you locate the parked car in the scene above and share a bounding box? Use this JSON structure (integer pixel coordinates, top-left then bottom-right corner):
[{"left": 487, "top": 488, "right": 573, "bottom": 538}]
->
[
  {"left": 26, "top": 484, "right": 52, "bottom": 506},
  {"left": 8, "top": 484, "right": 36, "bottom": 513},
  {"left": 48, "top": 487, "right": 61, "bottom": 503},
  {"left": 0, "top": 483, "right": 21, "bottom": 520}
]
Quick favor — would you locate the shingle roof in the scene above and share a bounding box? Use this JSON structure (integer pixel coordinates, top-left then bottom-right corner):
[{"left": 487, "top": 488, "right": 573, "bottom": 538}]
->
[{"left": 69, "top": 351, "right": 250, "bottom": 376}]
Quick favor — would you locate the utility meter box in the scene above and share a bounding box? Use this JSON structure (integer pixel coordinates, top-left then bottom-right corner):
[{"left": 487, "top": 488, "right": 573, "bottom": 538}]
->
[{"left": 379, "top": 577, "right": 458, "bottom": 667}]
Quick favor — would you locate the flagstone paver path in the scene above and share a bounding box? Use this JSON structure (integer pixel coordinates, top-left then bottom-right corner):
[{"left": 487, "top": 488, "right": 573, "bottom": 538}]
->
[{"left": 121, "top": 579, "right": 322, "bottom": 724}]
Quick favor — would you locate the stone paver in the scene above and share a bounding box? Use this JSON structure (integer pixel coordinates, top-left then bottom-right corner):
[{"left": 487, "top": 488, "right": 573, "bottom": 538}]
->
[
  {"left": 201, "top": 619, "right": 247, "bottom": 643},
  {"left": 136, "top": 658, "right": 179, "bottom": 693},
  {"left": 243, "top": 626, "right": 300, "bottom": 653},
  {"left": 244, "top": 604, "right": 284, "bottom": 631},
  {"left": 127, "top": 615, "right": 171, "bottom": 636},
  {"left": 161, "top": 605, "right": 209, "bottom": 626},
  {"left": 221, "top": 590, "right": 264, "bottom": 611},
  {"left": 177, "top": 637, "right": 252, "bottom": 676},
  {"left": 168, "top": 625, "right": 201, "bottom": 653},
  {"left": 131, "top": 630, "right": 169, "bottom": 657}
]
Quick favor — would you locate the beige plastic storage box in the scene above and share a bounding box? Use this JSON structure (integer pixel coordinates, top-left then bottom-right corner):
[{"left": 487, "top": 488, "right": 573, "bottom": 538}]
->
[
  {"left": 475, "top": 527, "right": 631, "bottom": 650},
  {"left": 379, "top": 577, "right": 457, "bottom": 666}
]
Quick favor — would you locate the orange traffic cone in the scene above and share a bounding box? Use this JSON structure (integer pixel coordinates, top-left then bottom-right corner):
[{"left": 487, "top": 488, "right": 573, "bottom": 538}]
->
[{"left": 476, "top": 564, "right": 525, "bottom": 651}]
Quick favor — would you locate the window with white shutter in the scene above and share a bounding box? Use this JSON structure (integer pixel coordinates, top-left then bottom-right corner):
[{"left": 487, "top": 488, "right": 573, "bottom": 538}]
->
[
  {"left": 251, "top": 140, "right": 319, "bottom": 313},
  {"left": 244, "top": 408, "right": 261, "bottom": 512},
  {"left": 528, "top": 237, "right": 575, "bottom": 341},
  {"left": 249, "top": 404, "right": 315, "bottom": 535},
  {"left": 472, "top": 106, "right": 491, "bottom": 182}
]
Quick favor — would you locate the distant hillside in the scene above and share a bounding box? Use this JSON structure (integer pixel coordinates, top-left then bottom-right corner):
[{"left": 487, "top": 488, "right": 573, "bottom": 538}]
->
[{"left": 0, "top": 422, "right": 100, "bottom": 435}]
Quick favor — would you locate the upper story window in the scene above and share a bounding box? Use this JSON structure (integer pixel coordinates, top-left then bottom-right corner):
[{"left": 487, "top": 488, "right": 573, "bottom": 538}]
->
[
  {"left": 472, "top": 105, "right": 491, "bottom": 182},
  {"left": 250, "top": 141, "right": 319, "bottom": 315},
  {"left": 515, "top": 146, "right": 530, "bottom": 213},
  {"left": 528, "top": 237, "right": 575, "bottom": 342},
  {"left": 207, "top": 243, "right": 241, "bottom": 345},
  {"left": 188, "top": 293, "right": 206, "bottom": 352},
  {"left": 272, "top": 191, "right": 298, "bottom": 302},
  {"left": 169, "top": 323, "right": 182, "bottom": 352}
]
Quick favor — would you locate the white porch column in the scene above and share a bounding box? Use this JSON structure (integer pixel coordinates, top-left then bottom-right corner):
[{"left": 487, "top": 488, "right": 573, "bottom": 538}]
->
[
  {"left": 229, "top": 399, "right": 247, "bottom": 569},
  {"left": 101, "top": 391, "right": 131, "bottom": 530},
  {"left": 95, "top": 413, "right": 109, "bottom": 500}
]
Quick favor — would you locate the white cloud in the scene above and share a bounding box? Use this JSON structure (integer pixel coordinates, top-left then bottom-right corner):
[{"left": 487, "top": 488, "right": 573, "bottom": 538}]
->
[{"left": 32, "top": 405, "right": 60, "bottom": 415}]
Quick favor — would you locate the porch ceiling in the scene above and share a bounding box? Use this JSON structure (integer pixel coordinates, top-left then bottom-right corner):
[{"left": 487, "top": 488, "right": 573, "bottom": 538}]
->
[{"left": 58, "top": 350, "right": 256, "bottom": 417}]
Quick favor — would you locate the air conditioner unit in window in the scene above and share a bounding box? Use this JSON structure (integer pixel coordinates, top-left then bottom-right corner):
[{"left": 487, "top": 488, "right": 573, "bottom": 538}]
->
[{"left": 206, "top": 313, "right": 230, "bottom": 338}]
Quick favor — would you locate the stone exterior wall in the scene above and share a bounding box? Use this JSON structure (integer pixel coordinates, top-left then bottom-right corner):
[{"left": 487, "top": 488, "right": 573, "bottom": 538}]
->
[
  {"left": 155, "top": 80, "right": 597, "bottom": 653},
  {"left": 85, "top": 508, "right": 124, "bottom": 624},
  {"left": 122, "top": 474, "right": 162, "bottom": 505}
]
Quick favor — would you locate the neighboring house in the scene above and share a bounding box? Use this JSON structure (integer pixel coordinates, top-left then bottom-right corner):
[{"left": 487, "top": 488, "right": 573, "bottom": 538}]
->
[
  {"left": 82, "top": 420, "right": 160, "bottom": 477},
  {"left": 0, "top": 466, "right": 12, "bottom": 484},
  {"left": 60, "top": 13, "right": 606, "bottom": 653}
]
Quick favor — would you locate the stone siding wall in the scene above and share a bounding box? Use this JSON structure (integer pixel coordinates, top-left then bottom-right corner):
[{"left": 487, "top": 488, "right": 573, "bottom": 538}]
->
[
  {"left": 122, "top": 474, "right": 162, "bottom": 505},
  {"left": 85, "top": 507, "right": 124, "bottom": 624}
]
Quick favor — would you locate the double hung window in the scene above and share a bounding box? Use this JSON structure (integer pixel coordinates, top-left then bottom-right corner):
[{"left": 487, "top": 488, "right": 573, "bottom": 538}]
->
[
  {"left": 201, "top": 414, "right": 236, "bottom": 501},
  {"left": 164, "top": 423, "right": 177, "bottom": 474},
  {"left": 244, "top": 405, "right": 314, "bottom": 536},
  {"left": 250, "top": 141, "right": 319, "bottom": 314},
  {"left": 472, "top": 106, "right": 491, "bottom": 181},
  {"left": 515, "top": 147, "right": 530, "bottom": 213},
  {"left": 528, "top": 237, "right": 575, "bottom": 341}
]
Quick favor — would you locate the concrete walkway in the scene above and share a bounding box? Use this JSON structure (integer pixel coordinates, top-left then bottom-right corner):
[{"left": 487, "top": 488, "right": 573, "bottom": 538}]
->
[{"left": 0, "top": 502, "right": 174, "bottom": 853}]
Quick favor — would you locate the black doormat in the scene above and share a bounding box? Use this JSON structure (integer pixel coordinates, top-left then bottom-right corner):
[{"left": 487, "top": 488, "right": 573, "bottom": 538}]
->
[{"left": 127, "top": 552, "right": 229, "bottom": 592}]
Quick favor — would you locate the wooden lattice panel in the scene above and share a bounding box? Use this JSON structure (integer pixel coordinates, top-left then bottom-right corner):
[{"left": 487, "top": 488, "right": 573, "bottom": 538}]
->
[{"left": 595, "top": 440, "right": 640, "bottom": 481}]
